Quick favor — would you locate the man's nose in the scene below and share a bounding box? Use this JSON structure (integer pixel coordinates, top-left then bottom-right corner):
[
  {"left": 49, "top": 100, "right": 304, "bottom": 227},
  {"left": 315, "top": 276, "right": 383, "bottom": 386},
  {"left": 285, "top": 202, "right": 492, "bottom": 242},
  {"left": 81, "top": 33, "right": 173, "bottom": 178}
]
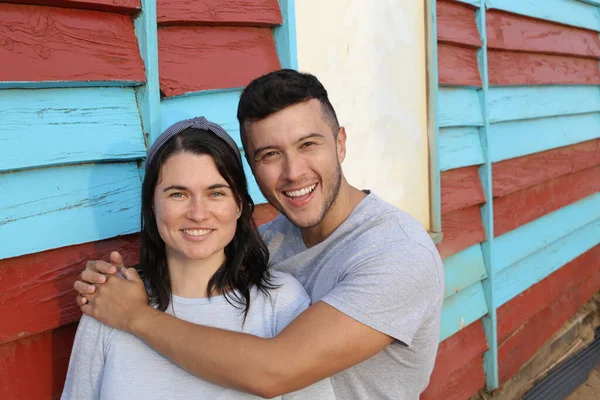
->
[{"left": 283, "top": 153, "right": 306, "bottom": 182}]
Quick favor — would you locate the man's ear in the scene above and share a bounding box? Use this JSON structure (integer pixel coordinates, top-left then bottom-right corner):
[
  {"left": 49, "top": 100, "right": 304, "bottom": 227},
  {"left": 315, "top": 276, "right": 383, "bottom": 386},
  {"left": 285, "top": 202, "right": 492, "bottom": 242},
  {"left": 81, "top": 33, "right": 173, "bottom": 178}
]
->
[{"left": 336, "top": 127, "right": 348, "bottom": 163}]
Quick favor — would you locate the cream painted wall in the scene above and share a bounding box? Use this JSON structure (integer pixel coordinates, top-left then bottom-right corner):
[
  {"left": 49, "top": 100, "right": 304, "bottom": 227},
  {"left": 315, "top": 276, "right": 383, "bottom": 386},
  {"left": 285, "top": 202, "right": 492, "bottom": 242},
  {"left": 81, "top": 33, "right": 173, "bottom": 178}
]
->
[{"left": 295, "top": 0, "right": 430, "bottom": 229}]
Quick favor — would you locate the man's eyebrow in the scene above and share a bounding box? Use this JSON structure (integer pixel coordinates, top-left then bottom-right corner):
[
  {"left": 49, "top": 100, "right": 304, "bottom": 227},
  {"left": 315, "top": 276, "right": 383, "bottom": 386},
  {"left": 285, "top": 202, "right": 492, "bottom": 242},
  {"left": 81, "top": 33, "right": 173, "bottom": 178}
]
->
[{"left": 296, "top": 133, "right": 326, "bottom": 143}]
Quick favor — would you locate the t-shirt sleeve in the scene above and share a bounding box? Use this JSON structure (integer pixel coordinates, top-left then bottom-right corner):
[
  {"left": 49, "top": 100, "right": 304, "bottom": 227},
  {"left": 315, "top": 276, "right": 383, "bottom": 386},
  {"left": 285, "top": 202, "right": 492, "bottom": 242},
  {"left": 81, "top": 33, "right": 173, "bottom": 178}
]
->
[
  {"left": 321, "top": 242, "right": 442, "bottom": 347},
  {"left": 271, "top": 272, "right": 312, "bottom": 336},
  {"left": 61, "top": 315, "right": 109, "bottom": 400}
]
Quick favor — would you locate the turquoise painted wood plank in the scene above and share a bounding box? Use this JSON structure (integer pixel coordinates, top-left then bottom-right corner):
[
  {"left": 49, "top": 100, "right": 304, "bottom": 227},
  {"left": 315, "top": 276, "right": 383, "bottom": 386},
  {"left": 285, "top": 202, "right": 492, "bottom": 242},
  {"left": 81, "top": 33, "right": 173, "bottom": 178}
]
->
[
  {"left": 455, "top": 0, "right": 480, "bottom": 6},
  {"left": 438, "top": 88, "right": 484, "bottom": 128},
  {"left": 0, "top": 162, "right": 141, "bottom": 260},
  {"left": 495, "top": 217, "right": 600, "bottom": 307},
  {"left": 488, "top": 86, "right": 600, "bottom": 123},
  {"left": 440, "top": 281, "right": 488, "bottom": 342},
  {"left": 477, "top": 5, "right": 500, "bottom": 389},
  {"left": 577, "top": 0, "right": 600, "bottom": 6},
  {"left": 489, "top": 112, "right": 600, "bottom": 162},
  {"left": 0, "top": 88, "right": 146, "bottom": 173},
  {"left": 274, "top": 0, "right": 298, "bottom": 69},
  {"left": 134, "top": 0, "right": 161, "bottom": 143},
  {"left": 487, "top": 0, "right": 600, "bottom": 31},
  {"left": 439, "top": 127, "right": 485, "bottom": 171},
  {"left": 494, "top": 193, "right": 600, "bottom": 274},
  {"left": 443, "top": 244, "right": 488, "bottom": 299},
  {"left": 160, "top": 89, "right": 243, "bottom": 147},
  {"left": 0, "top": 81, "right": 142, "bottom": 89}
]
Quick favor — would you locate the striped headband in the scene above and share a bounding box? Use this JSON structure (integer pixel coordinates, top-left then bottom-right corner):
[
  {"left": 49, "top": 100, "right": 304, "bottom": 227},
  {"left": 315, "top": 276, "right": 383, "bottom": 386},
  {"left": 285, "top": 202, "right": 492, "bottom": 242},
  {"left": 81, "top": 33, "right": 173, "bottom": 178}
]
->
[{"left": 146, "top": 117, "right": 242, "bottom": 169}]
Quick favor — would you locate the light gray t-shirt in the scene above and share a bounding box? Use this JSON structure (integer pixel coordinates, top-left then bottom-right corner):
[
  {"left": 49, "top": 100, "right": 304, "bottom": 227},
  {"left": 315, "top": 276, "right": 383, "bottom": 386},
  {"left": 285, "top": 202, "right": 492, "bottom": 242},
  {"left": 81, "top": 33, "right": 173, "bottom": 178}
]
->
[
  {"left": 260, "top": 192, "right": 444, "bottom": 400},
  {"left": 61, "top": 271, "right": 335, "bottom": 400}
]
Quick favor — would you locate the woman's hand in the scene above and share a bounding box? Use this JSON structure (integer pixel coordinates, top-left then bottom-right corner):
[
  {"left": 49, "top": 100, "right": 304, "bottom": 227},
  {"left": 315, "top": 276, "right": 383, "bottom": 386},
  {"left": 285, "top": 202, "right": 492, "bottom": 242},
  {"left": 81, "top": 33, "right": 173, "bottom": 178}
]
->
[{"left": 80, "top": 265, "right": 149, "bottom": 333}]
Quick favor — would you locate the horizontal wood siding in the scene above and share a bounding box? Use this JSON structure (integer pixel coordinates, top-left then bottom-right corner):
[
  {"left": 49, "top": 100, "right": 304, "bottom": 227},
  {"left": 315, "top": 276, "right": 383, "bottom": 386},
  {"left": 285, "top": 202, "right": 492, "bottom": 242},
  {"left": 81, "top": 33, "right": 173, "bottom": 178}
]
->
[
  {"left": 5, "top": 0, "right": 140, "bottom": 14},
  {"left": 438, "top": 204, "right": 486, "bottom": 258},
  {"left": 437, "top": 1, "right": 482, "bottom": 87},
  {"left": 497, "top": 245, "right": 600, "bottom": 343},
  {"left": 0, "top": 235, "right": 139, "bottom": 345},
  {"left": 0, "top": 87, "right": 145, "bottom": 173},
  {"left": 0, "top": 3, "right": 145, "bottom": 85},
  {"left": 0, "top": 323, "right": 77, "bottom": 400},
  {"left": 492, "top": 139, "right": 600, "bottom": 197},
  {"left": 487, "top": 0, "right": 600, "bottom": 31},
  {"left": 487, "top": 10, "right": 600, "bottom": 59},
  {"left": 0, "top": 162, "right": 142, "bottom": 259},
  {"left": 441, "top": 166, "right": 485, "bottom": 215},
  {"left": 488, "top": 50, "right": 600, "bottom": 86},
  {"left": 158, "top": 26, "right": 280, "bottom": 96},
  {"left": 493, "top": 165, "right": 600, "bottom": 236},
  {"left": 497, "top": 247, "right": 600, "bottom": 384},
  {"left": 437, "top": 0, "right": 481, "bottom": 48},
  {"left": 421, "top": 319, "right": 487, "bottom": 399},
  {"left": 157, "top": 0, "right": 282, "bottom": 26}
]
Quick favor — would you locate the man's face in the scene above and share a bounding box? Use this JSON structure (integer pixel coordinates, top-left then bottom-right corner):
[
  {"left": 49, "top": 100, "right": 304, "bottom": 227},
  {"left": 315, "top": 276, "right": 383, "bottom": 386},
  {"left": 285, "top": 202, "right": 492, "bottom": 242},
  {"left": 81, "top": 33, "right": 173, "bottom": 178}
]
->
[{"left": 244, "top": 99, "right": 346, "bottom": 229}]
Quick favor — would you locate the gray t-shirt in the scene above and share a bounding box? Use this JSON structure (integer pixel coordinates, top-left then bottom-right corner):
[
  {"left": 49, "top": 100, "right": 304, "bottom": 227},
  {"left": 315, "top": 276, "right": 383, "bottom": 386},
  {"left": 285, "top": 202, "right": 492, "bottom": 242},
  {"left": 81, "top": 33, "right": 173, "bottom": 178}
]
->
[
  {"left": 260, "top": 192, "right": 444, "bottom": 400},
  {"left": 61, "top": 271, "right": 335, "bottom": 400}
]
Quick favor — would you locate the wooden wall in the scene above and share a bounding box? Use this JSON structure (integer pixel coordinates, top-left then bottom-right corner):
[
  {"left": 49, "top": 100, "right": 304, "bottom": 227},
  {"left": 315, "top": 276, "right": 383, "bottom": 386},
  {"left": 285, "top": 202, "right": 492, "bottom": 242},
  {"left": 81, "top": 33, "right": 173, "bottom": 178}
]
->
[
  {"left": 423, "top": 0, "right": 600, "bottom": 398},
  {"left": 0, "top": 1, "right": 294, "bottom": 398}
]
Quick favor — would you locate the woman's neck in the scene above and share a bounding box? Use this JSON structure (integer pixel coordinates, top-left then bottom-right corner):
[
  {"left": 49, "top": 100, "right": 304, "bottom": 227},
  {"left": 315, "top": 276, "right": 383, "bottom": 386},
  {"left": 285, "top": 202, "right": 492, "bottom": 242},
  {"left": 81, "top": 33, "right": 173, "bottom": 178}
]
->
[{"left": 166, "top": 251, "right": 225, "bottom": 298}]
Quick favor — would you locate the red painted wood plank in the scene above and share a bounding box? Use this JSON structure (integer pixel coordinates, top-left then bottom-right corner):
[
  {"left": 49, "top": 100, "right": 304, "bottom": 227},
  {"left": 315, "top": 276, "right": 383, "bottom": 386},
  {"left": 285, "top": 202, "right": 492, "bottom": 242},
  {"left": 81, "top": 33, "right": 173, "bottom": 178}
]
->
[
  {"left": 0, "top": 4, "right": 145, "bottom": 83},
  {"left": 5, "top": 0, "right": 140, "bottom": 14},
  {"left": 158, "top": 26, "right": 280, "bottom": 97},
  {"left": 497, "top": 245, "right": 600, "bottom": 343},
  {"left": 253, "top": 203, "right": 278, "bottom": 227},
  {"left": 437, "top": 0, "right": 481, "bottom": 48},
  {"left": 487, "top": 10, "right": 600, "bottom": 59},
  {"left": 0, "top": 323, "right": 77, "bottom": 400},
  {"left": 421, "top": 353, "right": 485, "bottom": 400},
  {"left": 428, "top": 320, "right": 488, "bottom": 385},
  {"left": 492, "top": 139, "right": 600, "bottom": 198},
  {"left": 437, "top": 204, "right": 486, "bottom": 259},
  {"left": 0, "top": 235, "right": 139, "bottom": 345},
  {"left": 498, "top": 261, "right": 600, "bottom": 384},
  {"left": 488, "top": 50, "right": 600, "bottom": 86},
  {"left": 438, "top": 43, "right": 482, "bottom": 86},
  {"left": 441, "top": 166, "right": 486, "bottom": 215},
  {"left": 158, "top": 0, "right": 282, "bottom": 27},
  {"left": 493, "top": 166, "right": 600, "bottom": 236}
]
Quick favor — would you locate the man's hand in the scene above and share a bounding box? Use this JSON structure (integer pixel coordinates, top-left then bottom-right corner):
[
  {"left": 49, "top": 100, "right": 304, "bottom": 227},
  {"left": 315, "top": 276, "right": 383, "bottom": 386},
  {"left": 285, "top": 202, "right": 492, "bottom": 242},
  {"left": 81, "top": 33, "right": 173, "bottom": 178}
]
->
[
  {"left": 80, "top": 266, "right": 150, "bottom": 333},
  {"left": 74, "top": 251, "right": 124, "bottom": 306}
]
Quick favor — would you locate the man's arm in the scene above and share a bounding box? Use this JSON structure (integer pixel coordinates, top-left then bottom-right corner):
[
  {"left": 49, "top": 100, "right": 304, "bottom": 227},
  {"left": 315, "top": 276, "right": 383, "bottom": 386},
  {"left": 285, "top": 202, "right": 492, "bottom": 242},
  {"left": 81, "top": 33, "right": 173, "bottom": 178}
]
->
[{"left": 81, "top": 268, "right": 393, "bottom": 398}]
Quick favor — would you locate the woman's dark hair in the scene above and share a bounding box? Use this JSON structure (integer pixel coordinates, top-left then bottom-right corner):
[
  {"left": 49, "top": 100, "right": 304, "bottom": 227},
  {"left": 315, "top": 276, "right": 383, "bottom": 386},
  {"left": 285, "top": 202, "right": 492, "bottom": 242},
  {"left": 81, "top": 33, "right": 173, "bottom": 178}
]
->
[
  {"left": 140, "top": 128, "right": 274, "bottom": 320},
  {"left": 237, "top": 69, "right": 340, "bottom": 155}
]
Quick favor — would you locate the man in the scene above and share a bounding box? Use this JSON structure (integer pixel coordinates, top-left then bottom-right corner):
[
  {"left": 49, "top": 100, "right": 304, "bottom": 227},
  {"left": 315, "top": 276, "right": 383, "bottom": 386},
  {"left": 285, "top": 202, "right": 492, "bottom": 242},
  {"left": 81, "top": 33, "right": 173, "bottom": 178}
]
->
[{"left": 74, "top": 69, "right": 444, "bottom": 399}]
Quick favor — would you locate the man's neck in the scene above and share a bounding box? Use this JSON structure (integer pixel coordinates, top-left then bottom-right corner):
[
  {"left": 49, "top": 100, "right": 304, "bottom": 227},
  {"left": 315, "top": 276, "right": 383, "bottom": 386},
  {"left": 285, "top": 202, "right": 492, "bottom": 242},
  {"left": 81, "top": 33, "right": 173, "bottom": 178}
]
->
[{"left": 301, "top": 182, "right": 367, "bottom": 248}]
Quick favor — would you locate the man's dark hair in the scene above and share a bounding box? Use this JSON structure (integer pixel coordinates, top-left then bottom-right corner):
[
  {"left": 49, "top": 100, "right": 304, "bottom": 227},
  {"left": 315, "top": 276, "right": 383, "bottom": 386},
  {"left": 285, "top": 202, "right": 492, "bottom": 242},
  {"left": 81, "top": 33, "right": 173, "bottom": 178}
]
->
[{"left": 237, "top": 69, "right": 340, "bottom": 155}]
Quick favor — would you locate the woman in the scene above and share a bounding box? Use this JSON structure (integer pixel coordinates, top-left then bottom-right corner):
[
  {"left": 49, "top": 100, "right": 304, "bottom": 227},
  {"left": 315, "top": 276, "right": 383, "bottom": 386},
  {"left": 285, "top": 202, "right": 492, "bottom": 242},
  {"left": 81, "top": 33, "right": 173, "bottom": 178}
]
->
[{"left": 61, "top": 117, "right": 334, "bottom": 400}]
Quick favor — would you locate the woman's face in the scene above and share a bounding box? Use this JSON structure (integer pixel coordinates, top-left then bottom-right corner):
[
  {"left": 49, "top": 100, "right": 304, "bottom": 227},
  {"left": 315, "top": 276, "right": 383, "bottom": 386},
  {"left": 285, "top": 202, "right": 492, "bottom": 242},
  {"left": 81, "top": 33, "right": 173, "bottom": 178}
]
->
[{"left": 153, "top": 152, "right": 240, "bottom": 265}]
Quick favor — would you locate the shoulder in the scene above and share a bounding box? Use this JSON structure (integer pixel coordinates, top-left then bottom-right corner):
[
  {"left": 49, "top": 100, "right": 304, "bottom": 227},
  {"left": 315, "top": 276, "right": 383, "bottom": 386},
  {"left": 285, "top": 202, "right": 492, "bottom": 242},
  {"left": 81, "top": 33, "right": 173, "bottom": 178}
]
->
[
  {"left": 258, "top": 214, "right": 293, "bottom": 240},
  {"left": 268, "top": 270, "right": 310, "bottom": 303}
]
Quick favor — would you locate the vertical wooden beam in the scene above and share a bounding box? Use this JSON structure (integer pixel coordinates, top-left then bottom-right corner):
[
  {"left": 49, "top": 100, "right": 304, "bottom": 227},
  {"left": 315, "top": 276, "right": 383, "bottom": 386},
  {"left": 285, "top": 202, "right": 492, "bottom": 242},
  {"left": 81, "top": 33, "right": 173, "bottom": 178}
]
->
[
  {"left": 134, "top": 0, "right": 161, "bottom": 145},
  {"left": 428, "top": 0, "right": 442, "bottom": 239},
  {"left": 476, "top": 3, "right": 499, "bottom": 389},
  {"left": 274, "top": 0, "right": 298, "bottom": 69}
]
